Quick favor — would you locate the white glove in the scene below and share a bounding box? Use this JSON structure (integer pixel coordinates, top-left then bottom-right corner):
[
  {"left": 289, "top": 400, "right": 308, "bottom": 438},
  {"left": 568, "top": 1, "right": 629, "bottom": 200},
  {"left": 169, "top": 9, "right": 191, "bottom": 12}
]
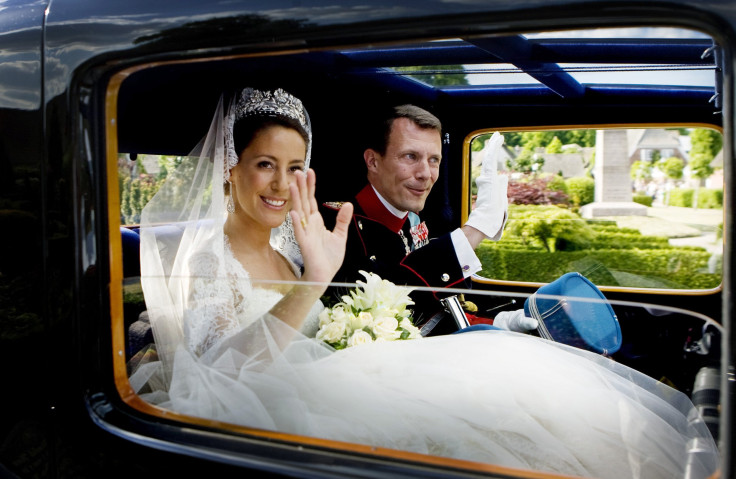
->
[
  {"left": 464, "top": 132, "right": 509, "bottom": 241},
  {"left": 494, "top": 309, "right": 538, "bottom": 332}
]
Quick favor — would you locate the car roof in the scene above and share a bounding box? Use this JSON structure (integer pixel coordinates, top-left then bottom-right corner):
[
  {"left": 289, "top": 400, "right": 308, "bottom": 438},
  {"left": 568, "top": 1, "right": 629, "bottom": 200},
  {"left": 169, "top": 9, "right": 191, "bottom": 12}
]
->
[{"left": 117, "top": 26, "right": 721, "bottom": 157}]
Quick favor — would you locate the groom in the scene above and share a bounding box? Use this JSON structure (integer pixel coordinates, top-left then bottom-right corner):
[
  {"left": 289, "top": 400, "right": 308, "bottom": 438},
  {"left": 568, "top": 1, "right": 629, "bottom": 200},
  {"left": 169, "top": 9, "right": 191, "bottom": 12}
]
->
[{"left": 322, "top": 104, "right": 536, "bottom": 334}]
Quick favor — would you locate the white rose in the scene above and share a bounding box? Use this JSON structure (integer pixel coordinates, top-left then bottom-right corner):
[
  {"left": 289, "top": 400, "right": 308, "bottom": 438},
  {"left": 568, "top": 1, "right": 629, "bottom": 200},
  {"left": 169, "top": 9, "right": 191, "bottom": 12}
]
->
[
  {"left": 351, "top": 311, "right": 373, "bottom": 330},
  {"left": 317, "top": 321, "right": 347, "bottom": 343},
  {"left": 372, "top": 315, "right": 400, "bottom": 340},
  {"left": 347, "top": 330, "right": 373, "bottom": 347},
  {"left": 318, "top": 308, "right": 332, "bottom": 327},
  {"left": 330, "top": 306, "right": 350, "bottom": 325}
]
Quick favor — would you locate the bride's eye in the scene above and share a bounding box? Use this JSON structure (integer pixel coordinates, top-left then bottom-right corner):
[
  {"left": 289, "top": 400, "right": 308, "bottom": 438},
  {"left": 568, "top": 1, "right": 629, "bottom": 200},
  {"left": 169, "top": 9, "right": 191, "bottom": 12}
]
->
[
  {"left": 289, "top": 165, "right": 304, "bottom": 173},
  {"left": 257, "top": 161, "right": 274, "bottom": 169}
]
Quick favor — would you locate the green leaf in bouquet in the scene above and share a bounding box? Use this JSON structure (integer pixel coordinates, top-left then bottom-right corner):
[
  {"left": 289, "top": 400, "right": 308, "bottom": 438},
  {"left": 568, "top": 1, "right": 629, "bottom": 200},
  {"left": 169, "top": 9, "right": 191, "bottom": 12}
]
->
[{"left": 362, "top": 327, "right": 376, "bottom": 339}]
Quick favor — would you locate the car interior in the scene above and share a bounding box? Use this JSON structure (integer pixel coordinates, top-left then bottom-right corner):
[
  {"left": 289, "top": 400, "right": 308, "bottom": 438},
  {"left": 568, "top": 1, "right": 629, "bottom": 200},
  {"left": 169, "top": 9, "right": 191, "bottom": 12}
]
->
[{"left": 111, "top": 23, "right": 724, "bottom": 470}]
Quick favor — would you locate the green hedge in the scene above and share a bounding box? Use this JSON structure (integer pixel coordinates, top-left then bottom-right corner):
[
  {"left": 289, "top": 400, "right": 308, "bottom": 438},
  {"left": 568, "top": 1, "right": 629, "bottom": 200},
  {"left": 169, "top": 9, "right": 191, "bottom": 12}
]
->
[
  {"left": 632, "top": 193, "right": 653, "bottom": 207},
  {"left": 667, "top": 188, "right": 723, "bottom": 208},
  {"left": 590, "top": 225, "right": 640, "bottom": 235},
  {"left": 590, "top": 232, "right": 670, "bottom": 248},
  {"left": 668, "top": 188, "right": 694, "bottom": 207},
  {"left": 697, "top": 189, "right": 723, "bottom": 209},
  {"left": 476, "top": 246, "right": 719, "bottom": 289},
  {"left": 585, "top": 219, "right": 617, "bottom": 227},
  {"left": 481, "top": 204, "right": 721, "bottom": 289}
]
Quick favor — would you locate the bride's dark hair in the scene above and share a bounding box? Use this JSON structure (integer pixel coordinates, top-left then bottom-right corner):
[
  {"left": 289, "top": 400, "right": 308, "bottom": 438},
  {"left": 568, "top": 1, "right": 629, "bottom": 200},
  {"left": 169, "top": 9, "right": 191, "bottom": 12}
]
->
[{"left": 232, "top": 115, "right": 309, "bottom": 159}]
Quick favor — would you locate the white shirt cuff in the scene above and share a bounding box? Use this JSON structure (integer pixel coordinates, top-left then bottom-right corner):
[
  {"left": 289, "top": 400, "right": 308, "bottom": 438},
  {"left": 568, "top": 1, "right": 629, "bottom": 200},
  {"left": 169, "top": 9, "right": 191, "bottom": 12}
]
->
[{"left": 450, "top": 228, "right": 482, "bottom": 278}]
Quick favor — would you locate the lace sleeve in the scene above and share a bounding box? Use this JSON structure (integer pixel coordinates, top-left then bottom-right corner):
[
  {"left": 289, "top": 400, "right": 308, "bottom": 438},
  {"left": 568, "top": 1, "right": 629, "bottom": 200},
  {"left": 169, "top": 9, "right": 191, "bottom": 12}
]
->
[
  {"left": 271, "top": 215, "right": 303, "bottom": 269},
  {"left": 183, "top": 250, "right": 242, "bottom": 357},
  {"left": 183, "top": 238, "right": 322, "bottom": 360}
]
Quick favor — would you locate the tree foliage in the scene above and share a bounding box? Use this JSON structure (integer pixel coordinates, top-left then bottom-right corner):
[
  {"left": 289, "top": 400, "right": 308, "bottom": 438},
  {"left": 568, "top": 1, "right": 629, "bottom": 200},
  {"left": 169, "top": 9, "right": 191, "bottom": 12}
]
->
[
  {"left": 120, "top": 175, "right": 160, "bottom": 224},
  {"left": 630, "top": 160, "right": 653, "bottom": 181},
  {"left": 395, "top": 65, "right": 469, "bottom": 86},
  {"left": 472, "top": 129, "right": 596, "bottom": 153},
  {"left": 506, "top": 147, "right": 544, "bottom": 174},
  {"left": 502, "top": 129, "right": 595, "bottom": 148},
  {"left": 118, "top": 154, "right": 186, "bottom": 224},
  {"left": 657, "top": 156, "right": 684, "bottom": 180},
  {"left": 690, "top": 128, "right": 722, "bottom": 160},
  {"left": 545, "top": 136, "right": 563, "bottom": 153},
  {"left": 689, "top": 153, "right": 715, "bottom": 181}
]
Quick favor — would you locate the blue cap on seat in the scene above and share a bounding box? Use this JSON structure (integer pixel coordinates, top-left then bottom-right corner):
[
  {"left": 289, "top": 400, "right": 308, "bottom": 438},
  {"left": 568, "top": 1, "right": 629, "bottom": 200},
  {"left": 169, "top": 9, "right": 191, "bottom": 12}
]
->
[{"left": 524, "top": 272, "right": 622, "bottom": 355}]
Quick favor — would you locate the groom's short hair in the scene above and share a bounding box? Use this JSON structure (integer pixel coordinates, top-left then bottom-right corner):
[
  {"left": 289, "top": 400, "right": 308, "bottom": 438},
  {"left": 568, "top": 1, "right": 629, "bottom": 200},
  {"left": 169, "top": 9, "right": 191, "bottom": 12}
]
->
[{"left": 367, "top": 104, "right": 442, "bottom": 155}]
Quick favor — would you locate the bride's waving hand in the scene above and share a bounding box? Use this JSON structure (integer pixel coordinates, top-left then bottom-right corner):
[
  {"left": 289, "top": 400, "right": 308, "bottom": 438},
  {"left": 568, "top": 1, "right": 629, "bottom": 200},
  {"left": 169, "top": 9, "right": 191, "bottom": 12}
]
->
[
  {"left": 289, "top": 168, "right": 353, "bottom": 285},
  {"left": 266, "top": 167, "right": 352, "bottom": 330}
]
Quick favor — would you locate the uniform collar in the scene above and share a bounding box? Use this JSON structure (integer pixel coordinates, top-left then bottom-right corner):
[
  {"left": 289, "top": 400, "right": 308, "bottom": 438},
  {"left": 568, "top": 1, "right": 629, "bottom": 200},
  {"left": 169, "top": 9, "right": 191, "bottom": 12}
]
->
[{"left": 355, "top": 184, "right": 408, "bottom": 233}]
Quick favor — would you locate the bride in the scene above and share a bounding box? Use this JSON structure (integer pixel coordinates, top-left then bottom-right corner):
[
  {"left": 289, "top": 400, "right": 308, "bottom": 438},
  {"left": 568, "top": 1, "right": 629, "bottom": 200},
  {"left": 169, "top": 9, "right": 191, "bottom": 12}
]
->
[{"left": 130, "top": 87, "right": 719, "bottom": 479}]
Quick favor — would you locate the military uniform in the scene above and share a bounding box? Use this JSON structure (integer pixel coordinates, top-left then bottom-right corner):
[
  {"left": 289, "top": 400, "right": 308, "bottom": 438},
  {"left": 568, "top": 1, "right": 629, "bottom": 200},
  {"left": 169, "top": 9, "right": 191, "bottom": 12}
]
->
[{"left": 322, "top": 184, "right": 475, "bottom": 331}]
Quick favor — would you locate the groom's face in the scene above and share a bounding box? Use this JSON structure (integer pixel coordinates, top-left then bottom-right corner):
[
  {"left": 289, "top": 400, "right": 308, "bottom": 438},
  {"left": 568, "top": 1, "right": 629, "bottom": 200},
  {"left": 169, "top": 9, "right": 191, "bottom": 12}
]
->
[{"left": 364, "top": 117, "right": 442, "bottom": 214}]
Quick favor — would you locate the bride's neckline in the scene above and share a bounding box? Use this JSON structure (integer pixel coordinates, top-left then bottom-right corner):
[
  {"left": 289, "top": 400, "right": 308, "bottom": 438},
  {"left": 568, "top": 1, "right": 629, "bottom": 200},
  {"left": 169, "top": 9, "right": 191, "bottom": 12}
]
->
[{"left": 224, "top": 234, "right": 300, "bottom": 294}]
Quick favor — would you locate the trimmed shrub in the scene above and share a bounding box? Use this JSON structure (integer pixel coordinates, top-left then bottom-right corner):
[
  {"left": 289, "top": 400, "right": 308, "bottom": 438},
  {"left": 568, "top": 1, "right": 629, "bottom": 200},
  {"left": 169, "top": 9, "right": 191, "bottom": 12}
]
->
[
  {"left": 590, "top": 231, "right": 669, "bottom": 249},
  {"left": 565, "top": 176, "right": 595, "bottom": 206},
  {"left": 481, "top": 209, "right": 720, "bottom": 290},
  {"left": 506, "top": 205, "right": 594, "bottom": 252},
  {"left": 546, "top": 174, "right": 568, "bottom": 194},
  {"left": 590, "top": 225, "right": 640, "bottom": 234},
  {"left": 475, "top": 246, "right": 718, "bottom": 289},
  {"left": 632, "top": 193, "right": 653, "bottom": 207},
  {"left": 585, "top": 219, "right": 617, "bottom": 227},
  {"left": 668, "top": 188, "right": 694, "bottom": 207},
  {"left": 696, "top": 188, "right": 723, "bottom": 209}
]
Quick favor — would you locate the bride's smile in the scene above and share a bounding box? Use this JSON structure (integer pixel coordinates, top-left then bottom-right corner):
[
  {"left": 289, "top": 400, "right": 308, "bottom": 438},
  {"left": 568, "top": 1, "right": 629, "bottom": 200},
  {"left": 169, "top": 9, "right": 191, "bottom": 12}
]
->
[{"left": 261, "top": 196, "right": 287, "bottom": 208}]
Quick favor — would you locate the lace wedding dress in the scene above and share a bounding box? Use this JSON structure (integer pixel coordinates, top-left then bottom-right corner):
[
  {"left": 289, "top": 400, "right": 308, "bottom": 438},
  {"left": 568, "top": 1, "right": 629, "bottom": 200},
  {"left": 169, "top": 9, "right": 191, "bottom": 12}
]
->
[
  {"left": 130, "top": 89, "right": 719, "bottom": 479},
  {"left": 133, "top": 240, "right": 718, "bottom": 479}
]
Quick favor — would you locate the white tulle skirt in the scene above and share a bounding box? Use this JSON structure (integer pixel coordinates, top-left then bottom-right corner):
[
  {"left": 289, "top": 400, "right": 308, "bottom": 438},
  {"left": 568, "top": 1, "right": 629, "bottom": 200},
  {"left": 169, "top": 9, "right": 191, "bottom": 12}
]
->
[{"left": 136, "top": 326, "right": 719, "bottom": 479}]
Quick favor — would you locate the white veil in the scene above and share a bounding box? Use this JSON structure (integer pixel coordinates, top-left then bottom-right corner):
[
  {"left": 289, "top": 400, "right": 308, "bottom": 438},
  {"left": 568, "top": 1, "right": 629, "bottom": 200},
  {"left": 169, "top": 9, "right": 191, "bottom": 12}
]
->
[{"left": 133, "top": 88, "right": 313, "bottom": 388}]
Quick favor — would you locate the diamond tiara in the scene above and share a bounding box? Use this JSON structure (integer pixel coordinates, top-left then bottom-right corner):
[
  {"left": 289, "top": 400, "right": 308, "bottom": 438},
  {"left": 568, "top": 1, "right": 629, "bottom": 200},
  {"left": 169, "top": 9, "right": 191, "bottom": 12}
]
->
[{"left": 233, "top": 88, "right": 308, "bottom": 129}]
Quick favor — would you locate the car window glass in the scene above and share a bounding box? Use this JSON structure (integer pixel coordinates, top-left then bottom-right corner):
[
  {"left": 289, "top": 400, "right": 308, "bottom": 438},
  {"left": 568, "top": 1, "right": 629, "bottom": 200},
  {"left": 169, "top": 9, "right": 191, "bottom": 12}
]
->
[{"left": 109, "top": 22, "right": 724, "bottom": 478}]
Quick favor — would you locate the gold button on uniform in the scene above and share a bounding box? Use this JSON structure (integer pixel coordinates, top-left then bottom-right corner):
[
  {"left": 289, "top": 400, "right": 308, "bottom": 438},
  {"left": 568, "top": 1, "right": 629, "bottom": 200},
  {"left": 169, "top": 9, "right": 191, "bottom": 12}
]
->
[
  {"left": 441, "top": 273, "right": 450, "bottom": 282},
  {"left": 370, "top": 255, "right": 376, "bottom": 262}
]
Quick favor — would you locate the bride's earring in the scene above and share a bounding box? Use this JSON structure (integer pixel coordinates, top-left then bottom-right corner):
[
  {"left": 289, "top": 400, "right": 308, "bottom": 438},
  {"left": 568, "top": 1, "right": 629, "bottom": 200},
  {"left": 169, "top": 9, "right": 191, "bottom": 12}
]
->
[{"left": 227, "top": 181, "right": 235, "bottom": 214}]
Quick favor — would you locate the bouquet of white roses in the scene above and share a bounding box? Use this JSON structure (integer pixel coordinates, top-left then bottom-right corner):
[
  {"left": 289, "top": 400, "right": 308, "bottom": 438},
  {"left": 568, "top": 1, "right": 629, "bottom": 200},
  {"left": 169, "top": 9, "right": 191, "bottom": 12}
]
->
[{"left": 316, "top": 271, "right": 422, "bottom": 349}]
